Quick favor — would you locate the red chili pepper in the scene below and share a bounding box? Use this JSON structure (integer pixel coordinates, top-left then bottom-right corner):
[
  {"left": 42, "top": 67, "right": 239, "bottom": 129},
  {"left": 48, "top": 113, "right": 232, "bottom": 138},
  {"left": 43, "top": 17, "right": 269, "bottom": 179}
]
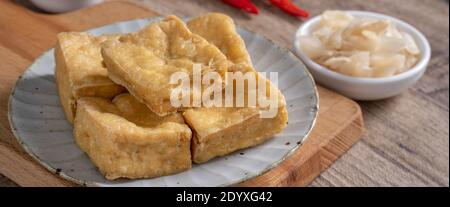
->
[
  {"left": 269, "top": 0, "right": 309, "bottom": 18},
  {"left": 222, "top": 0, "right": 259, "bottom": 14}
]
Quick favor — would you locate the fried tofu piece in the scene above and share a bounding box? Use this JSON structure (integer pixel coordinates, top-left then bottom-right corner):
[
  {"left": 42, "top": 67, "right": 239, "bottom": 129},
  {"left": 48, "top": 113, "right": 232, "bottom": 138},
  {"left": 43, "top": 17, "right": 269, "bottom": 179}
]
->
[
  {"left": 185, "top": 107, "right": 287, "bottom": 163},
  {"left": 187, "top": 13, "right": 252, "bottom": 65},
  {"left": 183, "top": 14, "right": 288, "bottom": 163},
  {"left": 74, "top": 94, "right": 192, "bottom": 180},
  {"left": 183, "top": 65, "right": 288, "bottom": 163},
  {"left": 55, "top": 32, "right": 125, "bottom": 123},
  {"left": 101, "top": 15, "right": 230, "bottom": 116}
]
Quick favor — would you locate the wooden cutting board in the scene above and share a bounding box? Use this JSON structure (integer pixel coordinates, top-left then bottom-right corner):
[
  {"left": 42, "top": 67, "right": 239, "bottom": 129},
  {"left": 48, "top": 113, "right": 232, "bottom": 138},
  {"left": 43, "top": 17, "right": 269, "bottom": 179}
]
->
[{"left": 0, "top": 0, "right": 364, "bottom": 186}]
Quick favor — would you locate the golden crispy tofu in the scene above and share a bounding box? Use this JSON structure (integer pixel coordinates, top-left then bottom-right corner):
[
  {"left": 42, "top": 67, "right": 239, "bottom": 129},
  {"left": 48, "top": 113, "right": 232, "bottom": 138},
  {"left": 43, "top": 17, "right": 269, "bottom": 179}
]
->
[
  {"left": 189, "top": 13, "right": 287, "bottom": 104},
  {"left": 55, "top": 32, "right": 125, "bottom": 123},
  {"left": 187, "top": 13, "right": 252, "bottom": 66},
  {"left": 183, "top": 65, "right": 288, "bottom": 163},
  {"left": 183, "top": 14, "right": 288, "bottom": 163},
  {"left": 185, "top": 107, "right": 288, "bottom": 163},
  {"left": 74, "top": 94, "right": 192, "bottom": 180},
  {"left": 101, "top": 15, "right": 230, "bottom": 116}
]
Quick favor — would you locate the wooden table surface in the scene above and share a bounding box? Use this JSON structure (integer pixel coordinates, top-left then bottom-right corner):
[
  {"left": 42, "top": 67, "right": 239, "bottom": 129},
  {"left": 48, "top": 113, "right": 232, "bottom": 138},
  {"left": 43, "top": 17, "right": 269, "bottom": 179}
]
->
[{"left": 1, "top": 0, "right": 448, "bottom": 187}]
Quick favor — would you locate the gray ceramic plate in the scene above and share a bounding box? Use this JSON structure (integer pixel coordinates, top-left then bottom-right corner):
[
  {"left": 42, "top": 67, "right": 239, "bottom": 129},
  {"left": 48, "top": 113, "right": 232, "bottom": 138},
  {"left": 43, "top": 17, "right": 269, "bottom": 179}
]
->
[{"left": 8, "top": 17, "right": 319, "bottom": 187}]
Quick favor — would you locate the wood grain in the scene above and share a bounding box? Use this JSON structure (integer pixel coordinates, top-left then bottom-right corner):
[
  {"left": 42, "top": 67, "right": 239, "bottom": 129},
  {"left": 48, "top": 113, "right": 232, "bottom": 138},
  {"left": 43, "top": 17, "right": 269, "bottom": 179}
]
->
[
  {"left": 2, "top": 0, "right": 449, "bottom": 186},
  {"left": 0, "top": 0, "right": 364, "bottom": 187}
]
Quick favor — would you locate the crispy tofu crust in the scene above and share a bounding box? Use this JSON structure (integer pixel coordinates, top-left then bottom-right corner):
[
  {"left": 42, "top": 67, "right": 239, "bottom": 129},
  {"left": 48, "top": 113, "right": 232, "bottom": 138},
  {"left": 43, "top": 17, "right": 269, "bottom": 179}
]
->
[
  {"left": 187, "top": 13, "right": 252, "bottom": 66},
  {"left": 101, "top": 15, "right": 230, "bottom": 116},
  {"left": 183, "top": 65, "right": 287, "bottom": 163},
  {"left": 55, "top": 32, "right": 125, "bottom": 123},
  {"left": 74, "top": 94, "right": 192, "bottom": 180},
  {"left": 185, "top": 107, "right": 288, "bottom": 163},
  {"left": 184, "top": 14, "right": 288, "bottom": 163},
  {"left": 183, "top": 73, "right": 288, "bottom": 164}
]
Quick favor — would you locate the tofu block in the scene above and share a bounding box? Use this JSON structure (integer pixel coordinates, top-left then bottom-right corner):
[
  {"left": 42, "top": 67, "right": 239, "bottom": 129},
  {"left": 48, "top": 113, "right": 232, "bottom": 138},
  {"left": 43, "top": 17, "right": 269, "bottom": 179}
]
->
[
  {"left": 187, "top": 13, "right": 252, "bottom": 66},
  {"left": 183, "top": 65, "right": 288, "bottom": 163},
  {"left": 74, "top": 94, "right": 192, "bottom": 180},
  {"left": 183, "top": 14, "right": 288, "bottom": 163},
  {"left": 101, "top": 15, "right": 230, "bottom": 116},
  {"left": 184, "top": 106, "right": 287, "bottom": 163},
  {"left": 55, "top": 32, "right": 125, "bottom": 123}
]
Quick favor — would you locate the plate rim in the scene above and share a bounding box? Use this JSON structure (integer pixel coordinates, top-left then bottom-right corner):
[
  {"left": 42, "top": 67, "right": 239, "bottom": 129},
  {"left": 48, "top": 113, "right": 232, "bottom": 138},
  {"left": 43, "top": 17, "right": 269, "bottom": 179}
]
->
[{"left": 7, "top": 16, "right": 319, "bottom": 187}]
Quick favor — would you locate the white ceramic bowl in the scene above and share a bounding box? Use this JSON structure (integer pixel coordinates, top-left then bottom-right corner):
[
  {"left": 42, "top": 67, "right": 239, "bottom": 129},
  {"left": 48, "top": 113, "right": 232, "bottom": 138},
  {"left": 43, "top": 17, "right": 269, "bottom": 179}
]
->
[
  {"left": 30, "top": 0, "right": 103, "bottom": 13},
  {"left": 294, "top": 11, "right": 431, "bottom": 101}
]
